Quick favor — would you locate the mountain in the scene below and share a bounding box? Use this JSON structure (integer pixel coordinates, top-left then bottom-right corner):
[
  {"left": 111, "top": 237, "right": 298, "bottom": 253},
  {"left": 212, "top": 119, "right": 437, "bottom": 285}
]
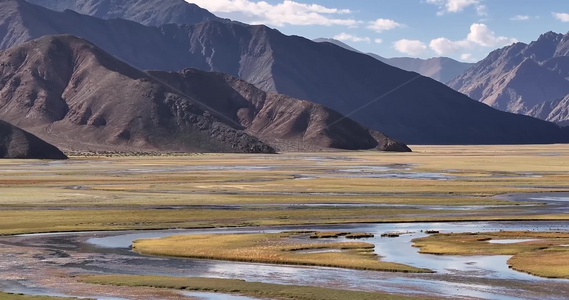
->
[
  {"left": 0, "top": 35, "right": 274, "bottom": 153},
  {"left": 528, "top": 95, "right": 569, "bottom": 127},
  {"left": 0, "top": 120, "right": 67, "bottom": 159},
  {"left": 1, "top": 0, "right": 567, "bottom": 144},
  {"left": 0, "top": 35, "right": 408, "bottom": 152},
  {"left": 148, "top": 69, "right": 410, "bottom": 152},
  {"left": 312, "top": 38, "right": 364, "bottom": 54},
  {"left": 24, "top": 0, "right": 223, "bottom": 26},
  {"left": 449, "top": 31, "right": 569, "bottom": 122},
  {"left": 380, "top": 57, "right": 474, "bottom": 83},
  {"left": 313, "top": 38, "right": 473, "bottom": 83}
]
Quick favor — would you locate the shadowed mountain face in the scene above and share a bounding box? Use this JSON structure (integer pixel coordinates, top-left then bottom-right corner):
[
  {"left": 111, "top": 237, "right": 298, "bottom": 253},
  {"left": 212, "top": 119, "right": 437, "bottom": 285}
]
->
[
  {"left": 0, "top": 35, "right": 407, "bottom": 152},
  {"left": 24, "top": 0, "right": 223, "bottom": 26},
  {"left": 1, "top": 0, "right": 567, "bottom": 144},
  {"left": 148, "top": 69, "right": 410, "bottom": 152},
  {"left": 449, "top": 31, "right": 569, "bottom": 124},
  {"left": 313, "top": 38, "right": 473, "bottom": 83},
  {"left": 0, "top": 120, "right": 67, "bottom": 159}
]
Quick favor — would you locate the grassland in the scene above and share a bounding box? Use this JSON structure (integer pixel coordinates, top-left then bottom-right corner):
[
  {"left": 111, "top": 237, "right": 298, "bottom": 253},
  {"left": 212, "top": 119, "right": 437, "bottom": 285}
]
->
[
  {"left": 132, "top": 231, "right": 431, "bottom": 273},
  {"left": 0, "top": 145, "right": 568, "bottom": 235},
  {"left": 79, "top": 274, "right": 424, "bottom": 300},
  {"left": 1, "top": 145, "right": 569, "bottom": 299},
  {"left": 412, "top": 231, "right": 569, "bottom": 278},
  {"left": 0, "top": 292, "right": 79, "bottom": 300}
]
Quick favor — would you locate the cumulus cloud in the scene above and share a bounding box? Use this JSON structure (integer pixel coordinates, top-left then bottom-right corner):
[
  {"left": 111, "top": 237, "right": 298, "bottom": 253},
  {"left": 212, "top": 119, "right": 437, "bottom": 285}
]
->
[
  {"left": 334, "top": 33, "right": 371, "bottom": 43},
  {"left": 393, "top": 39, "right": 427, "bottom": 55},
  {"left": 367, "top": 18, "right": 402, "bottom": 33},
  {"left": 426, "top": 0, "right": 487, "bottom": 16},
  {"left": 510, "top": 15, "right": 530, "bottom": 21},
  {"left": 374, "top": 39, "right": 383, "bottom": 44},
  {"left": 187, "top": 0, "right": 358, "bottom": 27},
  {"left": 553, "top": 12, "right": 569, "bottom": 22},
  {"left": 429, "top": 23, "right": 517, "bottom": 55},
  {"left": 466, "top": 23, "right": 517, "bottom": 47}
]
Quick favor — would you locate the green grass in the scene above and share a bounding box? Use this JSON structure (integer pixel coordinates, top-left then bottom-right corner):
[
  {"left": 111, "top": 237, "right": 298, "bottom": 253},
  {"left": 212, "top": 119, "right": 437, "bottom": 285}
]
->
[
  {"left": 412, "top": 231, "right": 569, "bottom": 278},
  {"left": 0, "top": 292, "right": 80, "bottom": 300},
  {"left": 79, "top": 275, "right": 427, "bottom": 300},
  {"left": 132, "top": 231, "right": 432, "bottom": 273}
]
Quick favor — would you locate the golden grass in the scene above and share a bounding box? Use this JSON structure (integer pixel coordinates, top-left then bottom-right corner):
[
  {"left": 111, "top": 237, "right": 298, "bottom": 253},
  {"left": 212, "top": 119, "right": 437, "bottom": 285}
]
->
[
  {"left": 132, "top": 231, "right": 432, "bottom": 273},
  {"left": 509, "top": 247, "right": 569, "bottom": 278},
  {"left": 412, "top": 231, "right": 569, "bottom": 278},
  {"left": 79, "top": 274, "right": 425, "bottom": 300},
  {"left": 0, "top": 145, "right": 568, "bottom": 235}
]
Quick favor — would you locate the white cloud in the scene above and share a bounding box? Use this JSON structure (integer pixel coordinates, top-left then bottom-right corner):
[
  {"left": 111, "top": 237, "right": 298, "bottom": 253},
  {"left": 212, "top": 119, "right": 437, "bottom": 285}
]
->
[
  {"left": 426, "top": 0, "right": 487, "bottom": 16},
  {"left": 553, "top": 12, "right": 569, "bottom": 22},
  {"left": 466, "top": 23, "right": 517, "bottom": 47},
  {"left": 334, "top": 33, "right": 371, "bottom": 43},
  {"left": 510, "top": 15, "right": 530, "bottom": 21},
  {"left": 429, "top": 23, "right": 517, "bottom": 55},
  {"left": 367, "top": 18, "right": 402, "bottom": 33},
  {"left": 374, "top": 39, "right": 383, "bottom": 44},
  {"left": 187, "top": 0, "right": 358, "bottom": 27},
  {"left": 393, "top": 39, "right": 427, "bottom": 55},
  {"left": 460, "top": 53, "right": 473, "bottom": 61},
  {"left": 429, "top": 38, "right": 465, "bottom": 55}
]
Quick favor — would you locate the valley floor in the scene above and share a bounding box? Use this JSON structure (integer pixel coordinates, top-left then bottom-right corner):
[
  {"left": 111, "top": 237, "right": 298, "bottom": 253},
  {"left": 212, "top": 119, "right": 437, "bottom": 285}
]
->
[{"left": 1, "top": 145, "right": 568, "bottom": 299}]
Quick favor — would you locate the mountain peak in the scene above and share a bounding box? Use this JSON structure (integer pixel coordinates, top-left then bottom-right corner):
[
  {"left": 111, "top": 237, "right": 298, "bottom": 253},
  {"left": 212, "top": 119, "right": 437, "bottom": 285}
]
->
[{"left": 449, "top": 30, "right": 569, "bottom": 122}]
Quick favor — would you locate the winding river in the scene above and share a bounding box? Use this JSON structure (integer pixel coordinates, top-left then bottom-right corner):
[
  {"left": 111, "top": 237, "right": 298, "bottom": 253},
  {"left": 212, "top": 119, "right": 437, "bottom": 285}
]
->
[{"left": 2, "top": 193, "right": 569, "bottom": 299}]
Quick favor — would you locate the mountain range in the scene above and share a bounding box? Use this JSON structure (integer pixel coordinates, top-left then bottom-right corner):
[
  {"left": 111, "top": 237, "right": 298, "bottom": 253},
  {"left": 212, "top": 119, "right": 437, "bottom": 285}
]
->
[
  {"left": 25, "top": 0, "right": 224, "bottom": 26},
  {"left": 0, "top": 34, "right": 408, "bottom": 152},
  {"left": 0, "top": 119, "right": 67, "bottom": 159},
  {"left": 313, "top": 38, "right": 474, "bottom": 83},
  {"left": 1, "top": 0, "right": 565, "bottom": 145},
  {"left": 449, "top": 31, "right": 569, "bottom": 125}
]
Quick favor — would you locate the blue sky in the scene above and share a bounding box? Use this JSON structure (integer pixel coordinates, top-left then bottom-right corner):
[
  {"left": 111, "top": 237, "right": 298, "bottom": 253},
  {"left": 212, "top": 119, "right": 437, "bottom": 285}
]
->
[{"left": 188, "top": 0, "right": 569, "bottom": 62}]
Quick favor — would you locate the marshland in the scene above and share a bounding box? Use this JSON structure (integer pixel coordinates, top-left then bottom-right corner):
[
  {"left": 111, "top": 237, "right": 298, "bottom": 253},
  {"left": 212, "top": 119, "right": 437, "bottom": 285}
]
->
[{"left": 1, "top": 145, "right": 569, "bottom": 299}]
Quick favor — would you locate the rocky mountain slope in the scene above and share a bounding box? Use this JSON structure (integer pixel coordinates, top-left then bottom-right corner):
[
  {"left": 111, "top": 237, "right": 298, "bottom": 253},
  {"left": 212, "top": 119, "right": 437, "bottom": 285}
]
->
[
  {"left": 0, "top": 120, "right": 67, "bottom": 159},
  {"left": 25, "top": 0, "right": 223, "bottom": 26},
  {"left": 449, "top": 31, "right": 569, "bottom": 124},
  {"left": 314, "top": 38, "right": 473, "bottom": 83},
  {"left": 528, "top": 95, "right": 569, "bottom": 127},
  {"left": 1, "top": 0, "right": 567, "bottom": 144},
  {"left": 0, "top": 35, "right": 273, "bottom": 153},
  {"left": 0, "top": 35, "right": 407, "bottom": 152}
]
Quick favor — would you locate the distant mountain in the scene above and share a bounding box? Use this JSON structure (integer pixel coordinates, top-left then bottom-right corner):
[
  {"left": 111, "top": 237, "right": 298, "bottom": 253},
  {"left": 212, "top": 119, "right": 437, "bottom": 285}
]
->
[
  {"left": 0, "top": 35, "right": 407, "bottom": 152},
  {"left": 381, "top": 57, "right": 474, "bottom": 83},
  {"left": 1, "top": 0, "right": 567, "bottom": 145},
  {"left": 0, "top": 120, "right": 67, "bottom": 159},
  {"left": 449, "top": 31, "right": 569, "bottom": 124},
  {"left": 24, "top": 0, "right": 223, "bottom": 26},
  {"left": 314, "top": 38, "right": 473, "bottom": 83}
]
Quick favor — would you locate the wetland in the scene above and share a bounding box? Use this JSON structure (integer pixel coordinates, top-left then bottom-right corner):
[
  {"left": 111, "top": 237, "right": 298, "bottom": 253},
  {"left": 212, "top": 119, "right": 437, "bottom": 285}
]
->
[{"left": 1, "top": 145, "right": 569, "bottom": 299}]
